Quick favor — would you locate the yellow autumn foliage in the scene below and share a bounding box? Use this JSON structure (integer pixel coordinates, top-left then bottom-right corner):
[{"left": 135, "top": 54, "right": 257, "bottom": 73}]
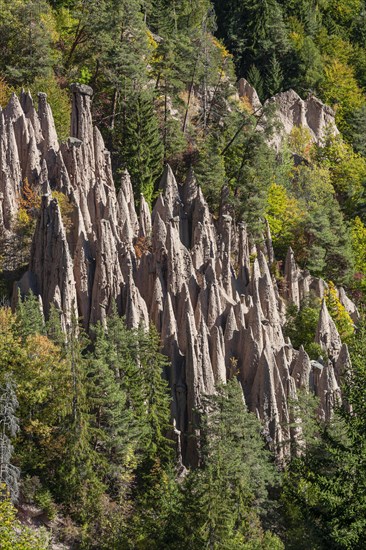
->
[{"left": 325, "top": 281, "right": 354, "bottom": 340}]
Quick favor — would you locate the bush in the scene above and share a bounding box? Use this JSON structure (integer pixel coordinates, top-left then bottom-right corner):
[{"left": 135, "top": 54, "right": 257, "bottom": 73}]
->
[{"left": 34, "top": 488, "right": 57, "bottom": 520}]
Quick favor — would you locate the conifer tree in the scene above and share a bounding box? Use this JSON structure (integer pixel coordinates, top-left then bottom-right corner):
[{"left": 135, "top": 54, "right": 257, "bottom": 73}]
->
[
  {"left": 221, "top": 106, "right": 277, "bottom": 233},
  {"left": 46, "top": 304, "right": 65, "bottom": 347},
  {"left": 101, "top": 309, "right": 172, "bottom": 466},
  {"left": 0, "top": 0, "right": 55, "bottom": 86},
  {"left": 266, "top": 54, "right": 284, "bottom": 97},
  {"left": 282, "top": 317, "right": 366, "bottom": 549},
  {"left": 0, "top": 376, "right": 20, "bottom": 503},
  {"left": 195, "top": 136, "right": 227, "bottom": 215},
  {"left": 247, "top": 64, "right": 264, "bottom": 100},
  {"left": 116, "top": 91, "right": 164, "bottom": 205},
  {"left": 87, "top": 321, "right": 138, "bottom": 496},
  {"left": 178, "top": 381, "right": 281, "bottom": 548},
  {"left": 134, "top": 325, "right": 172, "bottom": 465},
  {"left": 55, "top": 316, "right": 105, "bottom": 524},
  {"left": 16, "top": 291, "right": 45, "bottom": 342}
]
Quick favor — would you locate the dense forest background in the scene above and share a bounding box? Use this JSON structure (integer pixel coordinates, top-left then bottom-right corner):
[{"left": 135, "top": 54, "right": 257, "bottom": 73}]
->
[{"left": 1, "top": 1, "right": 366, "bottom": 548}]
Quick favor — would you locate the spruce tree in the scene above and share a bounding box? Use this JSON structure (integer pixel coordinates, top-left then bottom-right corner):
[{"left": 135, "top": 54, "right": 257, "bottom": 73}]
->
[
  {"left": 266, "top": 54, "right": 284, "bottom": 97},
  {"left": 87, "top": 321, "right": 138, "bottom": 497},
  {"left": 247, "top": 64, "right": 264, "bottom": 100},
  {"left": 221, "top": 106, "right": 277, "bottom": 233},
  {"left": 117, "top": 91, "right": 164, "bottom": 205},
  {"left": 0, "top": 376, "right": 20, "bottom": 503},
  {"left": 282, "top": 317, "right": 366, "bottom": 549},
  {"left": 55, "top": 316, "right": 105, "bottom": 525},
  {"left": 178, "top": 381, "right": 281, "bottom": 548},
  {"left": 15, "top": 291, "right": 45, "bottom": 342},
  {"left": 134, "top": 325, "right": 172, "bottom": 465},
  {"left": 0, "top": 0, "right": 55, "bottom": 86},
  {"left": 102, "top": 309, "right": 172, "bottom": 466},
  {"left": 46, "top": 304, "right": 65, "bottom": 347}
]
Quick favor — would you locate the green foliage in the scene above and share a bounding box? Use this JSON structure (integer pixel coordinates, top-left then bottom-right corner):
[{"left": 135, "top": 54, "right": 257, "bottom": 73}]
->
[
  {"left": 0, "top": 485, "right": 49, "bottom": 549},
  {"left": 324, "top": 281, "right": 354, "bottom": 341},
  {"left": 346, "top": 105, "right": 366, "bottom": 158},
  {"left": 30, "top": 75, "right": 71, "bottom": 141},
  {"left": 127, "top": 462, "right": 184, "bottom": 549},
  {"left": 247, "top": 64, "right": 264, "bottom": 100},
  {"left": 291, "top": 163, "right": 355, "bottom": 284},
  {"left": 0, "top": 0, "right": 57, "bottom": 86},
  {"left": 3, "top": 1, "right": 366, "bottom": 547},
  {"left": 0, "top": 377, "right": 20, "bottom": 502},
  {"left": 266, "top": 54, "right": 284, "bottom": 96},
  {"left": 282, "top": 316, "right": 366, "bottom": 549},
  {"left": 350, "top": 216, "right": 366, "bottom": 295},
  {"left": 16, "top": 291, "right": 45, "bottom": 342},
  {"left": 284, "top": 295, "right": 322, "bottom": 359},
  {"left": 292, "top": 35, "right": 324, "bottom": 94},
  {"left": 315, "top": 133, "right": 366, "bottom": 214},
  {"left": 322, "top": 58, "right": 364, "bottom": 132},
  {"left": 34, "top": 487, "right": 57, "bottom": 520},
  {"left": 265, "top": 183, "right": 305, "bottom": 259},
  {"left": 113, "top": 91, "right": 164, "bottom": 205},
  {"left": 288, "top": 126, "right": 313, "bottom": 158},
  {"left": 1, "top": 300, "right": 285, "bottom": 547},
  {"left": 218, "top": 105, "right": 279, "bottom": 233},
  {"left": 214, "top": 0, "right": 290, "bottom": 98},
  {"left": 177, "top": 380, "right": 282, "bottom": 549},
  {"left": 214, "top": 0, "right": 366, "bottom": 146},
  {"left": 195, "top": 135, "right": 226, "bottom": 214}
]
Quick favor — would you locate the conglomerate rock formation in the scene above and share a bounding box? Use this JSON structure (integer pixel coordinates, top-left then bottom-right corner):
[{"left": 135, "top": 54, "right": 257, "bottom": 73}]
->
[{"left": 0, "top": 85, "right": 355, "bottom": 464}]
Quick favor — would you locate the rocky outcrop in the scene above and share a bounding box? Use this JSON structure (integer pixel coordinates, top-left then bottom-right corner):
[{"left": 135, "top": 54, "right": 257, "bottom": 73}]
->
[
  {"left": 16, "top": 188, "right": 78, "bottom": 332},
  {"left": 238, "top": 78, "right": 338, "bottom": 151},
  {"left": 316, "top": 299, "right": 343, "bottom": 363},
  {"left": 267, "top": 89, "right": 338, "bottom": 150},
  {"left": 0, "top": 87, "right": 354, "bottom": 466},
  {"left": 238, "top": 78, "right": 262, "bottom": 112}
]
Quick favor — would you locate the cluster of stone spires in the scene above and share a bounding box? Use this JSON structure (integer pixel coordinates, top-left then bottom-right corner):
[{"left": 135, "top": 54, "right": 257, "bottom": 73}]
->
[{"left": 0, "top": 84, "right": 357, "bottom": 464}]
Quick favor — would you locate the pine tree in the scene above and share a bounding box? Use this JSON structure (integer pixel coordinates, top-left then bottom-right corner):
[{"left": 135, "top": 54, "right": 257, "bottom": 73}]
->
[
  {"left": 284, "top": 295, "right": 323, "bottom": 360},
  {"left": 291, "top": 164, "right": 355, "bottom": 284},
  {"left": 15, "top": 290, "right": 45, "bottom": 342},
  {"left": 195, "top": 135, "right": 227, "bottom": 215},
  {"left": 282, "top": 317, "right": 366, "bottom": 549},
  {"left": 55, "top": 316, "right": 105, "bottom": 525},
  {"left": 0, "top": 0, "right": 55, "bottom": 86},
  {"left": 266, "top": 54, "right": 284, "bottom": 97},
  {"left": 101, "top": 309, "right": 172, "bottom": 466},
  {"left": 347, "top": 105, "right": 366, "bottom": 157},
  {"left": 221, "top": 106, "right": 277, "bottom": 233},
  {"left": 87, "top": 321, "right": 138, "bottom": 496},
  {"left": 0, "top": 376, "right": 20, "bottom": 503},
  {"left": 134, "top": 325, "right": 172, "bottom": 465},
  {"left": 213, "top": 0, "right": 289, "bottom": 80},
  {"left": 116, "top": 91, "right": 164, "bottom": 205},
  {"left": 46, "top": 304, "right": 65, "bottom": 347},
  {"left": 247, "top": 64, "right": 264, "bottom": 100},
  {"left": 178, "top": 381, "right": 281, "bottom": 548},
  {"left": 86, "top": 311, "right": 174, "bottom": 545}
]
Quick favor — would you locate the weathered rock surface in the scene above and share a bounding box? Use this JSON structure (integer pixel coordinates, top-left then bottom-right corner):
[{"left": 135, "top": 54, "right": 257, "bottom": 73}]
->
[
  {"left": 16, "top": 189, "right": 78, "bottom": 332},
  {"left": 0, "top": 87, "right": 353, "bottom": 465},
  {"left": 238, "top": 78, "right": 338, "bottom": 151},
  {"left": 238, "top": 78, "right": 262, "bottom": 112},
  {"left": 267, "top": 89, "right": 338, "bottom": 150}
]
